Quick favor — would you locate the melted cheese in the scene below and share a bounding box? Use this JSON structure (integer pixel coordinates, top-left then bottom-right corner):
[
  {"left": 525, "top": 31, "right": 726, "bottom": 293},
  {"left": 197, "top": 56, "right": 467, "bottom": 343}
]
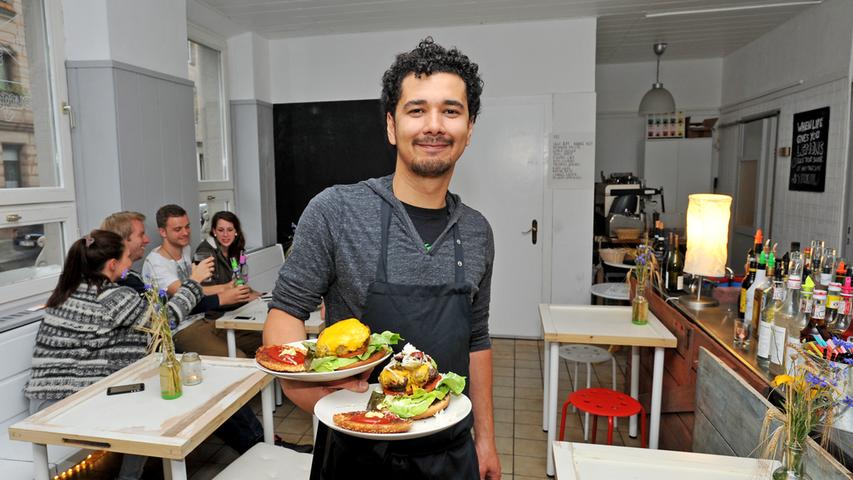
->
[{"left": 315, "top": 318, "right": 370, "bottom": 357}]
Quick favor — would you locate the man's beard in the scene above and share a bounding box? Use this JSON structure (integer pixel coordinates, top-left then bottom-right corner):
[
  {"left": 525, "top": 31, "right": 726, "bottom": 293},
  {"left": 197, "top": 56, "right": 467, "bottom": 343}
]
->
[
  {"left": 411, "top": 156, "right": 454, "bottom": 178},
  {"left": 409, "top": 135, "right": 454, "bottom": 178}
]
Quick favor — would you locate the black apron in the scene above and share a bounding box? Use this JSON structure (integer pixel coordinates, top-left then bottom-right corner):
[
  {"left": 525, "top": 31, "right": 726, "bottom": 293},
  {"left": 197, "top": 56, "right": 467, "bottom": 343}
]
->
[{"left": 311, "top": 201, "right": 479, "bottom": 480}]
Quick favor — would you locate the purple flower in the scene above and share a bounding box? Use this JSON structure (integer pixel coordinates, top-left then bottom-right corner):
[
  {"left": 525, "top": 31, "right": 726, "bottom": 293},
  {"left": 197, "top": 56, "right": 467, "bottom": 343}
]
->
[
  {"left": 169, "top": 319, "right": 177, "bottom": 330},
  {"left": 804, "top": 371, "right": 828, "bottom": 387},
  {"left": 144, "top": 283, "right": 153, "bottom": 292},
  {"left": 636, "top": 255, "right": 646, "bottom": 266},
  {"left": 158, "top": 288, "right": 167, "bottom": 299},
  {"left": 844, "top": 358, "right": 853, "bottom": 365},
  {"left": 843, "top": 396, "right": 853, "bottom": 408}
]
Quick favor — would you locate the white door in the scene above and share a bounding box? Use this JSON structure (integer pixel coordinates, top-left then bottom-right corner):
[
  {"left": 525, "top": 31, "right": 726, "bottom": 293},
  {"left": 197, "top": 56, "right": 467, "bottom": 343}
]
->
[{"left": 451, "top": 96, "right": 549, "bottom": 338}]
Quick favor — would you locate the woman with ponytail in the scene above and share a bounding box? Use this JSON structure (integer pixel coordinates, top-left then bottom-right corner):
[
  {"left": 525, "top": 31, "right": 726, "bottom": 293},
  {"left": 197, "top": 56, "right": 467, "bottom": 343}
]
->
[{"left": 24, "top": 230, "right": 210, "bottom": 480}]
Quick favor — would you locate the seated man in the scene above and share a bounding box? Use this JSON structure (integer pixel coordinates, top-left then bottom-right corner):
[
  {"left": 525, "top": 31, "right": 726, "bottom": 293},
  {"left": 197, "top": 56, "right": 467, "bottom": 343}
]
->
[{"left": 141, "top": 205, "right": 258, "bottom": 357}]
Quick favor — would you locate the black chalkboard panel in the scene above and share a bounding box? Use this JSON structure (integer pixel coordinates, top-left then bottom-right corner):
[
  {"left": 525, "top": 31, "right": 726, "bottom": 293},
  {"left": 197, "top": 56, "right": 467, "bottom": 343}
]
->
[
  {"left": 274, "top": 100, "right": 396, "bottom": 246},
  {"left": 789, "top": 106, "right": 829, "bottom": 192}
]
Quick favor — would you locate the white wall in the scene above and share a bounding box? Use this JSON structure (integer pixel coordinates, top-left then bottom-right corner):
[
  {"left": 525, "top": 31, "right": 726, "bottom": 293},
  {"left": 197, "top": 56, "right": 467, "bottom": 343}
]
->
[
  {"left": 720, "top": 0, "right": 853, "bottom": 254},
  {"left": 268, "top": 18, "right": 595, "bottom": 102},
  {"left": 266, "top": 18, "right": 597, "bottom": 310},
  {"left": 227, "top": 32, "right": 272, "bottom": 102},
  {"left": 63, "top": 0, "right": 189, "bottom": 79},
  {"left": 595, "top": 58, "right": 722, "bottom": 177}
]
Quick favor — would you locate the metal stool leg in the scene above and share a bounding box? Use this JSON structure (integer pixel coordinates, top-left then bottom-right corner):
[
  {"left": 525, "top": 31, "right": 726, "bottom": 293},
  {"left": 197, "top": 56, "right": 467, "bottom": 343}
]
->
[
  {"left": 583, "top": 362, "right": 592, "bottom": 441},
  {"left": 612, "top": 357, "right": 618, "bottom": 429},
  {"left": 572, "top": 362, "right": 578, "bottom": 413},
  {"left": 607, "top": 416, "right": 615, "bottom": 445}
]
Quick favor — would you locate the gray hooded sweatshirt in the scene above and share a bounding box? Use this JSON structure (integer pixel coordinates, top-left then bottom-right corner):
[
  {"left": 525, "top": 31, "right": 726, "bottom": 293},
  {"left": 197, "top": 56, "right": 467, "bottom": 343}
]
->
[{"left": 270, "top": 174, "right": 494, "bottom": 352}]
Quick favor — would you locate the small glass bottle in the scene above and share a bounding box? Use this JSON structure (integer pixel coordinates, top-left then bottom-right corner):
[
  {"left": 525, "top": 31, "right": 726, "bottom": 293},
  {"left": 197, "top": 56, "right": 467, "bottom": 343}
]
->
[
  {"left": 181, "top": 352, "right": 203, "bottom": 386},
  {"left": 800, "top": 289, "right": 827, "bottom": 341}
]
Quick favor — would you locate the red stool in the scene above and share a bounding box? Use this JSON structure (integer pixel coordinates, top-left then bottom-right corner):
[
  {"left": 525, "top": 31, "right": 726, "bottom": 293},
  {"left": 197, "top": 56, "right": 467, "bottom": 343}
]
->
[{"left": 559, "top": 388, "right": 647, "bottom": 447}]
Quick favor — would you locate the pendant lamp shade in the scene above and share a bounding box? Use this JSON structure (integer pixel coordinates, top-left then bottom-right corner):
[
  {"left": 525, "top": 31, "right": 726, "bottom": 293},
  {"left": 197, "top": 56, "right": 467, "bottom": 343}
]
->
[
  {"left": 639, "top": 43, "right": 676, "bottom": 114},
  {"left": 639, "top": 84, "right": 676, "bottom": 115}
]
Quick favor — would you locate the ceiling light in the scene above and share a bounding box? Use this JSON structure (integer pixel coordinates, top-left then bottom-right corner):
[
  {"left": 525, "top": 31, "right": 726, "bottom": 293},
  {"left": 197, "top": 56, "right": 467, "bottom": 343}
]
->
[
  {"left": 645, "top": 1, "right": 822, "bottom": 18},
  {"left": 638, "top": 43, "right": 675, "bottom": 115}
]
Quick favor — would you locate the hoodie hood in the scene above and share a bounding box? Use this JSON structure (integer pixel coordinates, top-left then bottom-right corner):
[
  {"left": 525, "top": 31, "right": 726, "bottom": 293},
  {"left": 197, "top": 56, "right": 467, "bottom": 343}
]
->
[{"left": 362, "top": 175, "right": 464, "bottom": 253}]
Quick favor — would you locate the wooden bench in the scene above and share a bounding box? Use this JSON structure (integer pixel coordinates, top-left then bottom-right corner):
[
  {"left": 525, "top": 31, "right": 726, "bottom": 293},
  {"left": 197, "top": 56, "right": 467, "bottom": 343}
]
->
[
  {"left": 693, "top": 348, "right": 850, "bottom": 480},
  {"left": 213, "top": 442, "right": 312, "bottom": 479}
]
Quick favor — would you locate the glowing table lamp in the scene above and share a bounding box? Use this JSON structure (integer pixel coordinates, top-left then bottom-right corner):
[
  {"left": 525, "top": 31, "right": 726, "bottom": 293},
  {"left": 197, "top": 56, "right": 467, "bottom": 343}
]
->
[{"left": 680, "top": 194, "right": 732, "bottom": 309}]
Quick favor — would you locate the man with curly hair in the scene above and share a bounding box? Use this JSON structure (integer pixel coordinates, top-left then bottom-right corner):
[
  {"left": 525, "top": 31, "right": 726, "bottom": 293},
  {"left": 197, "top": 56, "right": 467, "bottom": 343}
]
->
[{"left": 265, "top": 37, "right": 499, "bottom": 478}]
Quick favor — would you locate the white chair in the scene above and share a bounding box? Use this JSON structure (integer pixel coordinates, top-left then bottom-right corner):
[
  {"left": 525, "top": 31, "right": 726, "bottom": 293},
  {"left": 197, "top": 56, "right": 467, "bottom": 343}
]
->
[
  {"left": 558, "top": 344, "right": 618, "bottom": 440},
  {"left": 213, "top": 442, "right": 312, "bottom": 479},
  {"left": 245, "top": 244, "right": 285, "bottom": 294}
]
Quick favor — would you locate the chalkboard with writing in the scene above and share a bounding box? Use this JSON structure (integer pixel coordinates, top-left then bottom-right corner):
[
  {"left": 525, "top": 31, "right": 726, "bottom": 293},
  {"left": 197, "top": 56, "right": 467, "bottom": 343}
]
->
[{"left": 789, "top": 106, "right": 829, "bottom": 192}]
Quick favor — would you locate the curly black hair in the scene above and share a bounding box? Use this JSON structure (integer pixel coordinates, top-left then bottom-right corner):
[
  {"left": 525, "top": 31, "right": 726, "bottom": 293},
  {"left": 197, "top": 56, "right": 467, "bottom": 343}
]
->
[{"left": 381, "top": 37, "right": 484, "bottom": 122}]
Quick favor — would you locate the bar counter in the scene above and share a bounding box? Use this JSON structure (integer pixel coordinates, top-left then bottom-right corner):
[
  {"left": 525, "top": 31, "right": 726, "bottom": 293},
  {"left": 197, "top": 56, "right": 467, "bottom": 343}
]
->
[{"left": 641, "top": 286, "right": 851, "bottom": 471}]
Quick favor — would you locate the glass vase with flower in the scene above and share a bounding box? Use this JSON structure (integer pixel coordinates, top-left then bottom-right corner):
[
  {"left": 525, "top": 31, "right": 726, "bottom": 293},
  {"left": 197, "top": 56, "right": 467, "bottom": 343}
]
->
[
  {"left": 761, "top": 341, "right": 853, "bottom": 480},
  {"left": 136, "top": 284, "right": 182, "bottom": 400},
  {"left": 628, "top": 244, "right": 656, "bottom": 325}
]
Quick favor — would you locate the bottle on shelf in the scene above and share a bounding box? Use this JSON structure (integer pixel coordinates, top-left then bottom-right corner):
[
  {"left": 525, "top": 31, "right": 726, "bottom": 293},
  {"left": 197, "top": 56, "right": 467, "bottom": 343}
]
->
[
  {"left": 748, "top": 249, "right": 768, "bottom": 341},
  {"left": 826, "top": 281, "right": 842, "bottom": 329},
  {"left": 800, "top": 288, "right": 829, "bottom": 342},
  {"left": 651, "top": 220, "right": 666, "bottom": 275},
  {"left": 834, "top": 277, "right": 853, "bottom": 339},
  {"left": 755, "top": 250, "right": 776, "bottom": 362},
  {"left": 739, "top": 253, "right": 758, "bottom": 320},
  {"left": 744, "top": 229, "right": 763, "bottom": 277},
  {"left": 819, "top": 247, "right": 836, "bottom": 288},
  {"left": 771, "top": 251, "right": 804, "bottom": 374},
  {"left": 666, "top": 233, "right": 684, "bottom": 292}
]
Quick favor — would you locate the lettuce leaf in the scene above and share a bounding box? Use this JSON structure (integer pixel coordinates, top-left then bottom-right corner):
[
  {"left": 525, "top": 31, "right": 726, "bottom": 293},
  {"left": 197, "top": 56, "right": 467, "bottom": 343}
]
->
[
  {"left": 306, "top": 330, "right": 402, "bottom": 372},
  {"left": 378, "top": 372, "right": 467, "bottom": 418}
]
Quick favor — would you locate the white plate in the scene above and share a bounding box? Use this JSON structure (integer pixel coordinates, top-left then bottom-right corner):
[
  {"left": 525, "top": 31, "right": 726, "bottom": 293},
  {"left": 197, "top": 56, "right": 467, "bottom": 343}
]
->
[
  {"left": 254, "top": 340, "right": 391, "bottom": 382},
  {"left": 314, "top": 384, "right": 472, "bottom": 440}
]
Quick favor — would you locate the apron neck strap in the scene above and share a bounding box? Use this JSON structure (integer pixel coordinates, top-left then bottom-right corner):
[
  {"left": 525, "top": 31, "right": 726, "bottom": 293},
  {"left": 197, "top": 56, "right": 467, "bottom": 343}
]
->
[{"left": 376, "top": 200, "right": 467, "bottom": 284}]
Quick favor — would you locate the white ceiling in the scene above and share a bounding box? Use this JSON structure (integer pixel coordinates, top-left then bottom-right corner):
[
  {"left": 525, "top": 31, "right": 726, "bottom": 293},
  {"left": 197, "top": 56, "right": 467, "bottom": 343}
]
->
[{"left": 196, "top": 0, "right": 818, "bottom": 64}]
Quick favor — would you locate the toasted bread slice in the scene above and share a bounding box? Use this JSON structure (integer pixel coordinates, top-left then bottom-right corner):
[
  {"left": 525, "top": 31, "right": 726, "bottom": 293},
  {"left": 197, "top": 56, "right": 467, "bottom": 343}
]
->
[
  {"left": 333, "top": 410, "right": 413, "bottom": 433},
  {"left": 255, "top": 344, "right": 307, "bottom": 372}
]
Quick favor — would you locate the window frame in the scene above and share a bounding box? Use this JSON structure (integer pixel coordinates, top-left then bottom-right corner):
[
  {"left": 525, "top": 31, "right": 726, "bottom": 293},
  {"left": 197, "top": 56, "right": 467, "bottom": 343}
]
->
[
  {"left": 187, "top": 23, "right": 234, "bottom": 194},
  {"left": 0, "top": 1, "right": 77, "bottom": 308}
]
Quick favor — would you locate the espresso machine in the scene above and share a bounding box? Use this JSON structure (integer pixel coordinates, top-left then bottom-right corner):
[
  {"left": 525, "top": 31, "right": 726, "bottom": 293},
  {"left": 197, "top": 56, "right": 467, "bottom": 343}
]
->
[{"left": 594, "top": 172, "right": 665, "bottom": 238}]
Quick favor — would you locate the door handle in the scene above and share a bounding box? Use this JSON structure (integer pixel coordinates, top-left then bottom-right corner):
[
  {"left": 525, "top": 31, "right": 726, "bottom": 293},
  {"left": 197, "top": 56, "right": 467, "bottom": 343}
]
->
[{"left": 522, "top": 219, "right": 538, "bottom": 245}]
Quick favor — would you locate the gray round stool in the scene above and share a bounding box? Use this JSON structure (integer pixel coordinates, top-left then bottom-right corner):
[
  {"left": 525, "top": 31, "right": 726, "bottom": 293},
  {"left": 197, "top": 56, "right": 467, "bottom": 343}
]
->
[{"left": 558, "top": 344, "right": 618, "bottom": 440}]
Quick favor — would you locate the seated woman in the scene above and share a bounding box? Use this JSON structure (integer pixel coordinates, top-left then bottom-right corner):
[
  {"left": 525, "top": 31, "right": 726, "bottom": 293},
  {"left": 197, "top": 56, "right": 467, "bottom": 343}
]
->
[
  {"left": 24, "top": 230, "right": 207, "bottom": 480},
  {"left": 195, "top": 211, "right": 260, "bottom": 297}
]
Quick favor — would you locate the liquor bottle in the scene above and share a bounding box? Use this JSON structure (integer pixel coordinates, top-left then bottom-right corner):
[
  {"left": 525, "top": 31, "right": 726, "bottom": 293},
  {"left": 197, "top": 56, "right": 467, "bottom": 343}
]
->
[
  {"left": 771, "top": 251, "right": 804, "bottom": 374},
  {"left": 744, "top": 229, "right": 763, "bottom": 277},
  {"left": 819, "top": 248, "right": 836, "bottom": 288},
  {"left": 748, "top": 250, "right": 768, "bottom": 340},
  {"left": 802, "top": 246, "right": 813, "bottom": 281},
  {"left": 652, "top": 221, "right": 666, "bottom": 276},
  {"left": 666, "top": 233, "right": 684, "bottom": 292},
  {"left": 663, "top": 232, "right": 673, "bottom": 288},
  {"left": 834, "top": 277, "right": 853, "bottom": 339},
  {"left": 826, "top": 281, "right": 842, "bottom": 328},
  {"left": 755, "top": 252, "right": 775, "bottom": 361},
  {"left": 800, "top": 288, "right": 828, "bottom": 341},
  {"left": 739, "top": 254, "right": 757, "bottom": 320},
  {"left": 780, "top": 242, "right": 799, "bottom": 282}
]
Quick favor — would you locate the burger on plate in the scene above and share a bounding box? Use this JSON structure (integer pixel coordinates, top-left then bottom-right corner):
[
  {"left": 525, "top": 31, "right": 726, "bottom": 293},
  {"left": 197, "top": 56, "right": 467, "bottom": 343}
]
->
[
  {"left": 377, "top": 343, "right": 466, "bottom": 420},
  {"left": 256, "top": 318, "right": 399, "bottom": 373}
]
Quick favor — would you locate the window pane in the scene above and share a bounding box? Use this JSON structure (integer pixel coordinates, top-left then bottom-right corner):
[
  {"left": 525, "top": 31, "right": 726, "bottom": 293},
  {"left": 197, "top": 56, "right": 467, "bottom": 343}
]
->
[
  {"left": 0, "top": 0, "right": 60, "bottom": 189},
  {"left": 0, "top": 220, "right": 63, "bottom": 288},
  {"left": 188, "top": 40, "right": 227, "bottom": 181}
]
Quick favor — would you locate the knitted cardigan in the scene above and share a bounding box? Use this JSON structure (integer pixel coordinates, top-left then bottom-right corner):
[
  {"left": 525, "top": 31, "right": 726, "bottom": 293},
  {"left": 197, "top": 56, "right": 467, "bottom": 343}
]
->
[{"left": 24, "top": 279, "right": 203, "bottom": 400}]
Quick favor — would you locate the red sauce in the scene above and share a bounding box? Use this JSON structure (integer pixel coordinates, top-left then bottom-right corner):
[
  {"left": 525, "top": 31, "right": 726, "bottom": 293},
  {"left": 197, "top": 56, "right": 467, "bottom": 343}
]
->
[
  {"left": 349, "top": 412, "right": 398, "bottom": 424},
  {"left": 268, "top": 345, "right": 306, "bottom": 366}
]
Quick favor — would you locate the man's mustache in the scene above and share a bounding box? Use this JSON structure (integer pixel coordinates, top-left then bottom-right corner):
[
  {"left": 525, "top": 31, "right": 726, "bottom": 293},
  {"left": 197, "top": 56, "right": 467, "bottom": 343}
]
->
[{"left": 414, "top": 136, "right": 452, "bottom": 145}]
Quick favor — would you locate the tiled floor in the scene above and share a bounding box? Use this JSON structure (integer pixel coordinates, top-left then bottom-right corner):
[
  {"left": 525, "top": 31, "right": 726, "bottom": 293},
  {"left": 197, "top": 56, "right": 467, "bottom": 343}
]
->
[{"left": 74, "top": 338, "right": 634, "bottom": 479}]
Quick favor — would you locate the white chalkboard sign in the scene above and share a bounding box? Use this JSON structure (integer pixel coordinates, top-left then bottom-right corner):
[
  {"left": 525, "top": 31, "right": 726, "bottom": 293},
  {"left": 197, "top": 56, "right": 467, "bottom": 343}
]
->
[{"left": 789, "top": 107, "right": 829, "bottom": 192}]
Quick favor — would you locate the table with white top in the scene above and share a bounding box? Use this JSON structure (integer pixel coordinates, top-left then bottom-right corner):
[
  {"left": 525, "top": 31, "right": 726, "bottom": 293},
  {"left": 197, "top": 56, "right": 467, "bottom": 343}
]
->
[
  {"left": 540, "top": 304, "right": 677, "bottom": 476},
  {"left": 589, "top": 282, "right": 629, "bottom": 301},
  {"left": 552, "top": 441, "right": 780, "bottom": 479},
  {"left": 215, "top": 298, "right": 324, "bottom": 358},
  {"left": 8, "top": 355, "right": 275, "bottom": 480}
]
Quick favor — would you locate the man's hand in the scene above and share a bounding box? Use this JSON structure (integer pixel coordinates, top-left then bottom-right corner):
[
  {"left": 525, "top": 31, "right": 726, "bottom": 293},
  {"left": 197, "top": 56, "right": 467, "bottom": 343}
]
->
[
  {"left": 190, "top": 257, "right": 214, "bottom": 283},
  {"left": 280, "top": 369, "right": 371, "bottom": 413},
  {"left": 219, "top": 284, "right": 252, "bottom": 305},
  {"left": 476, "top": 438, "right": 501, "bottom": 480}
]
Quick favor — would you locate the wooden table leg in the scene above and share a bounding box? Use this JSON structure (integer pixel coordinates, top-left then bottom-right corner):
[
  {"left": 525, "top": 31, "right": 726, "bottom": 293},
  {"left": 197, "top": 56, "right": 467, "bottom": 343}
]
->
[
  {"left": 649, "top": 346, "right": 665, "bottom": 449},
  {"left": 629, "top": 346, "right": 640, "bottom": 438},
  {"left": 546, "top": 342, "right": 559, "bottom": 477},
  {"left": 32, "top": 443, "right": 50, "bottom": 480},
  {"left": 226, "top": 329, "right": 237, "bottom": 358},
  {"left": 261, "top": 381, "right": 275, "bottom": 444}
]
